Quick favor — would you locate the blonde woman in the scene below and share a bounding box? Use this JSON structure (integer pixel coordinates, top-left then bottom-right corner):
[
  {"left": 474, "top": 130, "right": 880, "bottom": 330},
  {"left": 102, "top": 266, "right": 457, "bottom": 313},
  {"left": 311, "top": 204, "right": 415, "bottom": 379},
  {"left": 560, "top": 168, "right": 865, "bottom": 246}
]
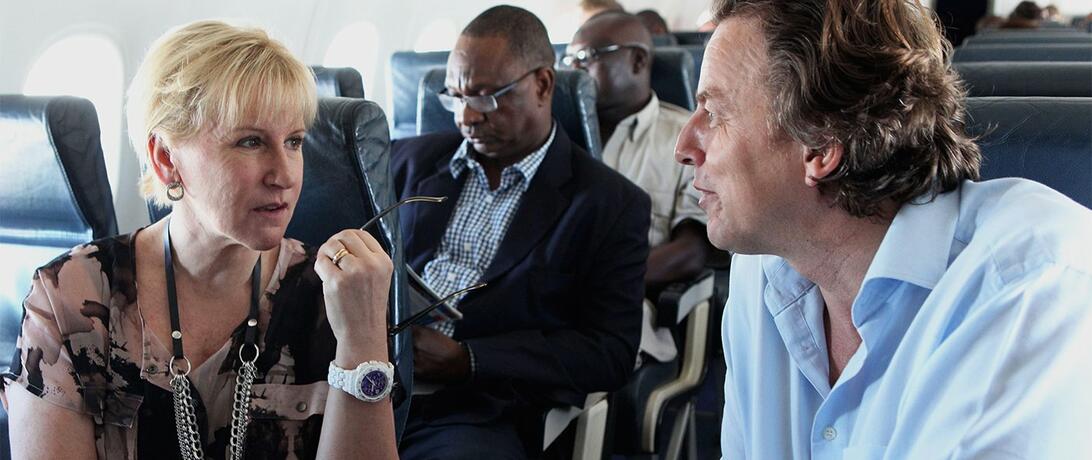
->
[{"left": 1, "top": 20, "right": 397, "bottom": 459}]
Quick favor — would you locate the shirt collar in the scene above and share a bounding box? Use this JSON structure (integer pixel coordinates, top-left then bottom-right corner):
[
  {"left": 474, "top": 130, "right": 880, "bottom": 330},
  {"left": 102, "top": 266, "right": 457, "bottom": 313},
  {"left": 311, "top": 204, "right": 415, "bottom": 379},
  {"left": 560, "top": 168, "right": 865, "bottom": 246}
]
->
[
  {"left": 760, "top": 187, "right": 962, "bottom": 317},
  {"left": 616, "top": 92, "right": 661, "bottom": 142},
  {"left": 450, "top": 124, "right": 557, "bottom": 185},
  {"left": 862, "top": 188, "right": 961, "bottom": 290}
]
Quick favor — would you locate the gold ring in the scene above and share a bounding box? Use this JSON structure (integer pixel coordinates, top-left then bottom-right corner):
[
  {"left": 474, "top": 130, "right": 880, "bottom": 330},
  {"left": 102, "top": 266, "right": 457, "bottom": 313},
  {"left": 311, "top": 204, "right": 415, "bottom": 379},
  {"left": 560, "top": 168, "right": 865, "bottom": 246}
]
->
[{"left": 331, "top": 248, "right": 350, "bottom": 267}]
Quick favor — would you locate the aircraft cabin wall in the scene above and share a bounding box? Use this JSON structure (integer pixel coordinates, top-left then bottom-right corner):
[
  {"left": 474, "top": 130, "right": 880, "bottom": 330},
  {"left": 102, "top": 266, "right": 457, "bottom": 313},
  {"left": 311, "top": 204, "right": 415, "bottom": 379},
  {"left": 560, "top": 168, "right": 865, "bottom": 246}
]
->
[
  {"left": 2, "top": 0, "right": 1083, "bottom": 234},
  {"left": 0, "top": 0, "right": 712, "bottom": 235}
]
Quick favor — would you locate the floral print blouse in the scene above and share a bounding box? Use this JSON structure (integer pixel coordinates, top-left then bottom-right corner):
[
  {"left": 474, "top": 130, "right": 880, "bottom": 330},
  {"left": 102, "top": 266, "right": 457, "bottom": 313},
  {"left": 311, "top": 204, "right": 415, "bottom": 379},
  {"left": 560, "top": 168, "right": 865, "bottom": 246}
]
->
[{"left": 1, "top": 232, "right": 341, "bottom": 459}]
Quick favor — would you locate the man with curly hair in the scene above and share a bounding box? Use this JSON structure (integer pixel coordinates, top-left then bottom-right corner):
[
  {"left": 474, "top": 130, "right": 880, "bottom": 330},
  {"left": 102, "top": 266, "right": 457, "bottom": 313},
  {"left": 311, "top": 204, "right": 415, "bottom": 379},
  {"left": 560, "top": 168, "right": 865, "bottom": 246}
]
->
[{"left": 675, "top": 0, "right": 1092, "bottom": 458}]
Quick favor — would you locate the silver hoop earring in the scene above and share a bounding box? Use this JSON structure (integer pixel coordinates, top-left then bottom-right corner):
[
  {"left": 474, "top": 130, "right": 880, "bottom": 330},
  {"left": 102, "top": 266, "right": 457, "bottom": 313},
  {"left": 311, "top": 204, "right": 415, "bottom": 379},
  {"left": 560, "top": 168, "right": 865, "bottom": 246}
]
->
[{"left": 166, "top": 182, "right": 185, "bottom": 201}]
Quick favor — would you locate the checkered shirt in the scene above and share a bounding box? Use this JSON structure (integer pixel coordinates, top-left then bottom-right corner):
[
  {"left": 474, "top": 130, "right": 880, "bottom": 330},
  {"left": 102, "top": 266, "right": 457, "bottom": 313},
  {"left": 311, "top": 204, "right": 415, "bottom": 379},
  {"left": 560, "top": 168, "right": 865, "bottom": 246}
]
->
[{"left": 423, "top": 126, "right": 556, "bottom": 375}]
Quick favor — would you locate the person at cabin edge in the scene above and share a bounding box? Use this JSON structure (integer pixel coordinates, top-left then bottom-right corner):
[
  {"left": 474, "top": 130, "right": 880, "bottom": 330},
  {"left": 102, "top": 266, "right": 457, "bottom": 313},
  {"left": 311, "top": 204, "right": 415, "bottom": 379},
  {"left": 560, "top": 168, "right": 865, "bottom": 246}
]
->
[
  {"left": 1, "top": 20, "right": 398, "bottom": 459},
  {"left": 565, "top": 12, "right": 712, "bottom": 367},
  {"left": 390, "top": 5, "right": 650, "bottom": 459},
  {"left": 674, "top": 0, "right": 1092, "bottom": 458}
]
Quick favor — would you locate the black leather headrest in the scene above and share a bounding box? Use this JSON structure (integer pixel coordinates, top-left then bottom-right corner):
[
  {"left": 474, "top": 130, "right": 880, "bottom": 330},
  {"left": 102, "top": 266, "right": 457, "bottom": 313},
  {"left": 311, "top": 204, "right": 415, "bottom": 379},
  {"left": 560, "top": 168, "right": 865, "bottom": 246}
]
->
[
  {"left": 956, "top": 62, "right": 1092, "bottom": 97},
  {"left": 672, "top": 31, "right": 711, "bottom": 46},
  {"left": 284, "top": 97, "right": 412, "bottom": 431},
  {"left": 287, "top": 97, "right": 395, "bottom": 248},
  {"left": 416, "top": 68, "right": 604, "bottom": 158},
  {"left": 966, "top": 97, "right": 1092, "bottom": 208},
  {"left": 389, "top": 51, "right": 449, "bottom": 139},
  {"left": 310, "top": 66, "right": 366, "bottom": 98},
  {"left": 953, "top": 43, "right": 1092, "bottom": 62},
  {"left": 651, "top": 48, "right": 696, "bottom": 110},
  {"left": 0, "top": 95, "right": 117, "bottom": 246}
]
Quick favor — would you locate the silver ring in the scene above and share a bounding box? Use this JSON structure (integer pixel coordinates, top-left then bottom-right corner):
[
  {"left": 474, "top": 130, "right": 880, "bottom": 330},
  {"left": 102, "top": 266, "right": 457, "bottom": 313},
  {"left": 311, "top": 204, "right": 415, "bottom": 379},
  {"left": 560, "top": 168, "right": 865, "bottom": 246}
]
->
[
  {"left": 239, "top": 343, "right": 260, "bottom": 364},
  {"left": 169, "top": 356, "right": 192, "bottom": 376}
]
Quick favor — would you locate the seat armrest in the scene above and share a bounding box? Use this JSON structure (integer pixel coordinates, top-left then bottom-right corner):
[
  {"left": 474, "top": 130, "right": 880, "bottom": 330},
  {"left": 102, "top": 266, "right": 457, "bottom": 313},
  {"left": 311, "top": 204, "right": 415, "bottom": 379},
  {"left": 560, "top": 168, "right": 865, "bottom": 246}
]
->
[
  {"left": 543, "top": 392, "right": 608, "bottom": 451},
  {"left": 655, "top": 270, "right": 715, "bottom": 327}
]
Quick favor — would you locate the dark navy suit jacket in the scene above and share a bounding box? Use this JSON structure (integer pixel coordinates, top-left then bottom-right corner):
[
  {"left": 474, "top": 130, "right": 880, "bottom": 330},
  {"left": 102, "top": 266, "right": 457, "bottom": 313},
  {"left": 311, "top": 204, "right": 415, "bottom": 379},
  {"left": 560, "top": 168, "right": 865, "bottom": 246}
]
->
[{"left": 391, "top": 128, "right": 649, "bottom": 424}]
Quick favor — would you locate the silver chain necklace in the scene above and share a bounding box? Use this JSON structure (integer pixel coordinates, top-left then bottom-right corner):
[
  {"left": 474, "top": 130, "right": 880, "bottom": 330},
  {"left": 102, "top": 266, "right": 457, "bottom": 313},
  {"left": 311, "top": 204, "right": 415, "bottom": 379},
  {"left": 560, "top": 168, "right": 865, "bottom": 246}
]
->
[{"left": 164, "top": 217, "right": 261, "bottom": 460}]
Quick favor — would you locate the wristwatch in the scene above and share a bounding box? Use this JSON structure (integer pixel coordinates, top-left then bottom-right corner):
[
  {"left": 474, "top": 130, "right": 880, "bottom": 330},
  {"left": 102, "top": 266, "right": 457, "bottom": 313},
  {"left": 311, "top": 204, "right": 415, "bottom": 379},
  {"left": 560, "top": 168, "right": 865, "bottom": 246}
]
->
[{"left": 328, "top": 361, "right": 395, "bottom": 402}]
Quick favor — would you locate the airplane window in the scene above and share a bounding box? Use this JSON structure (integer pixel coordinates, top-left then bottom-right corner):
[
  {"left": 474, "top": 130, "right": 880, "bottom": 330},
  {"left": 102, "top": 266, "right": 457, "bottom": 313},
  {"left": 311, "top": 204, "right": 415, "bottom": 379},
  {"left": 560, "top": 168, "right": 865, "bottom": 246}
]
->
[
  {"left": 23, "top": 34, "right": 124, "bottom": 197},
  {"left": 323, "top": 21, "right": 381, "bottom": 93},
  {"left": 413, "top": 18, "right": 458, "bottom": 52}
]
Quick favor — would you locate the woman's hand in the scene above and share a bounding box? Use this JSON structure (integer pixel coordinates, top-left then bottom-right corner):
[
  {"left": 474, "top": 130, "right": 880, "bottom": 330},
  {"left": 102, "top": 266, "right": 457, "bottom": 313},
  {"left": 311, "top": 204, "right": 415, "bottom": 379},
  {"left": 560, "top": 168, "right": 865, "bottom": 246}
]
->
[{"left": 315, "top": 229, "right": 393, "bottom": 364}]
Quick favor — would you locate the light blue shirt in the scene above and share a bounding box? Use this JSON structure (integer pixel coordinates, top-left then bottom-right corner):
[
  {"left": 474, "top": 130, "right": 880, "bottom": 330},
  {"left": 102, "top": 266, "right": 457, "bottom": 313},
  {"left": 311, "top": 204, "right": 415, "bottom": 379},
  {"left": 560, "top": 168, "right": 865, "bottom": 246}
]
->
[{"left": 721, "top": 179, "right": 1092, "bottom": 459}]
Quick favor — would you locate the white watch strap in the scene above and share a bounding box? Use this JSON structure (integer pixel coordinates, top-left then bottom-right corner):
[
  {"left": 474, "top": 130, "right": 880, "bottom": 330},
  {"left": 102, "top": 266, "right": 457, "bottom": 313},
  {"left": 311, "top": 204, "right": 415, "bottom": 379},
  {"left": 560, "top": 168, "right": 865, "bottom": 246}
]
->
[{"left": 328, "top": 360, "right": 394, "bottom": 402}]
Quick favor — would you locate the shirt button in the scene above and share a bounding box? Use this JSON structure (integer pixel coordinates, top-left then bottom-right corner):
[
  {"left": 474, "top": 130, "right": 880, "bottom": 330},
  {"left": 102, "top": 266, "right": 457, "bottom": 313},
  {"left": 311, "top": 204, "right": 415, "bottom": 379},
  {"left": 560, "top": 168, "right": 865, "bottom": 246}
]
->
[
  {"left": 296, "top": 402, "right": 308, "bottom": 413},
  {"left": 484, "top": 195, "right": 494, "bottom": 203},
  {"left": 463, "top": 243, "right": 472, "bottom": 252},
  {"left": 447, "top": 273, "right": 456, "bottom": 281},
  {"left": 822, "top": 426, "right": 837, "bottom": 441}
]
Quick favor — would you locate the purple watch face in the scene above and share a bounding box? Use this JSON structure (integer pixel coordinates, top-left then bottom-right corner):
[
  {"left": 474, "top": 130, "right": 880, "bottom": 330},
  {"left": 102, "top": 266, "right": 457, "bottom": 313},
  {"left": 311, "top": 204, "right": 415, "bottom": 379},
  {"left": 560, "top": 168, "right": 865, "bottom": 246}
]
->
[{"left": 360, "top": 369, "right": 389, "bottom": 397}]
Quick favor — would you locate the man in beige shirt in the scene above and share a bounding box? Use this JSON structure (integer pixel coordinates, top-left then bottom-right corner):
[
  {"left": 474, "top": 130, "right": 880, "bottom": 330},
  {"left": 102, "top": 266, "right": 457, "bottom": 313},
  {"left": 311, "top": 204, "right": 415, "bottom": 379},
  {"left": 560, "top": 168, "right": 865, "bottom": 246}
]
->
[{"left": 567, "top": 11, "right": 711, "bottom": 363}]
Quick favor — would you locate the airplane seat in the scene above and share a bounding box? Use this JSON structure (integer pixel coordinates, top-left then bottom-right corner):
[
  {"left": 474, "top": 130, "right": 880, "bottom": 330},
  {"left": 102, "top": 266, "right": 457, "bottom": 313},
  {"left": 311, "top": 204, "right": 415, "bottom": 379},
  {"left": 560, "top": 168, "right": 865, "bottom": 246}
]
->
[
  {"left": 143, "top": 97, "right": 415, "bottom": 438},
  {"left": 965, "top": 96, "right": 1092, "bottom": 209},
  {"left": 417, "top": 67, "right": 604, "bottom": 158},
  {"left": 389, "top": 51, "right": 449, "bottom": 140},
  {"left": 608, "top": 270, "right": 718, "bottom": 460},
  {"left": 309, "top": 65, "right": 366, "bottom": 98},
  {"left": 963, "top": 33, "right": 1092, "bottom": 45},
  {"left": 955, "top": 62, "right": 1092, "bottom": 97},
  {"left": 0, "top": 94, "right": 119, "bottom": 458},
  {"left": 678, "top": 45, "right": 705, "bottom": 93},
  {"left": 652, "top": 35, "right": 679, "bottom": 47},
  {"left": 671, "top": 31, "right": 711, "bottom": 46},
  {"left": 651, "top": 48, "right": 697, "bottom": 110},
  {"left": 283, "top": 96, "right": 414, "bottom": 438},
  {"left": 952, "top": 43, "right": 1092, "bottom": 62}
]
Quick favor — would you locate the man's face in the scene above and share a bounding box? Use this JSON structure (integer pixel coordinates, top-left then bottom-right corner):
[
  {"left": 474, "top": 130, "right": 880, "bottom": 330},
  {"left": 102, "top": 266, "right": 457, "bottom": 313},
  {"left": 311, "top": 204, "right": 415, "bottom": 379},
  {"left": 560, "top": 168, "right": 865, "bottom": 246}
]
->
[
  {"left": 445, "top": 35, "right": 551, "bottom": 160},
  {"left": 675, "top": 17, "right": 810, "bottom": 254},
  {"left": 567, "top": 28, "right": 638, "bottom": 111}
]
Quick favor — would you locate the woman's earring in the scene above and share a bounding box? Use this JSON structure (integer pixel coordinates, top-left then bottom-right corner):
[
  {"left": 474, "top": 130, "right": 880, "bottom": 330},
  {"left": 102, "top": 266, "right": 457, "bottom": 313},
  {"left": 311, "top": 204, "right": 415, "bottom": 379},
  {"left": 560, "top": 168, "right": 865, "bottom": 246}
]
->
[{"left": 166, "top": 181, "right": 185, "bottom": 201}]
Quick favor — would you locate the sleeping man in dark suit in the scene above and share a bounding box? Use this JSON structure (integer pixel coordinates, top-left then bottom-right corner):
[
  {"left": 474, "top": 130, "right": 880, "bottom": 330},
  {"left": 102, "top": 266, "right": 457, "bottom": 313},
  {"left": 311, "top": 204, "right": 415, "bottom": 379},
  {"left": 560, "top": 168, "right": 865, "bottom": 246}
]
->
[{"left": 391, "top": 5, "right": 651, "bottom": 459}]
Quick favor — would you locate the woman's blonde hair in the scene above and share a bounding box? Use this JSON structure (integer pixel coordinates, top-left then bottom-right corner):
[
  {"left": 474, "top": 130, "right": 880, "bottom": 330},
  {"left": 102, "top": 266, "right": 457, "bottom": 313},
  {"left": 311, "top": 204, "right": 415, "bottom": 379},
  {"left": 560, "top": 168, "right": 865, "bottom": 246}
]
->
[{"left": 126, "top": 20, "right": 317, "bottom": 207}]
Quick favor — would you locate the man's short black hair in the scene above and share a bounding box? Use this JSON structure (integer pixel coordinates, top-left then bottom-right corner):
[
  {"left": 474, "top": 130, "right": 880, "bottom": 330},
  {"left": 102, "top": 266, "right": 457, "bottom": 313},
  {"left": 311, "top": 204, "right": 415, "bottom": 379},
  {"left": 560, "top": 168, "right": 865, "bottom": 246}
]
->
[
  {"left": 636, "top": 9, "right": 670, "bottom": 34},
  {"left": 462, "top": 5, "right": 556, "bottom": 70}
]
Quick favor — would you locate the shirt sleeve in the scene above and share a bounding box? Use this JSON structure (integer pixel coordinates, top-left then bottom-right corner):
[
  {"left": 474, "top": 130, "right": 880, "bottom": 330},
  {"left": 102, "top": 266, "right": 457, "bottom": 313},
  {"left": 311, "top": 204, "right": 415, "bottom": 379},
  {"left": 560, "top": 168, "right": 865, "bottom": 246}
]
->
[
  {"left": 671, "top": 164, "right": 707, "bottom": 230},
  {"left": 892, "top": 264, "right": 1092, "bottom": 459},
  {"left": 1, "top": 249, "right": 108, "bottom": 415}
]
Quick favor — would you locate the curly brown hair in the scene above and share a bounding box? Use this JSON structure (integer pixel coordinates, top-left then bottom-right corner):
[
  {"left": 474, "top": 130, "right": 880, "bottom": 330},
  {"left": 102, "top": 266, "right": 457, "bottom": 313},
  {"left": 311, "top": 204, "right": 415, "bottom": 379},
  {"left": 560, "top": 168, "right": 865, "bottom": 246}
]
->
[{"left": 714, "top": 0, "right": 981, "bottom": 218}]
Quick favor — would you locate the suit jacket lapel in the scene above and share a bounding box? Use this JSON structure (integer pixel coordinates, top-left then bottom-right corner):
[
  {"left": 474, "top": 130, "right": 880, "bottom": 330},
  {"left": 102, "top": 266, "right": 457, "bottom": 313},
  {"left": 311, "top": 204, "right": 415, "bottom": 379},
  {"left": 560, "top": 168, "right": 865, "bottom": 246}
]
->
[
  {"left": 480, "top": 130, "right": 574, "bottom": 284},
  {"left": 405, "top": 157, "right": 465, "bottom": 271}
]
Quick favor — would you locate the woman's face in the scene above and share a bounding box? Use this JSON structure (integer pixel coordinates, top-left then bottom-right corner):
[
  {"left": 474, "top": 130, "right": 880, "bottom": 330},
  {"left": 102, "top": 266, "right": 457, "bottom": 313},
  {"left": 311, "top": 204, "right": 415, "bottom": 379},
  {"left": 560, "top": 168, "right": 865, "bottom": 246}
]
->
[{"left": 170, "top": 111, "right": 306, "bottom": 251}]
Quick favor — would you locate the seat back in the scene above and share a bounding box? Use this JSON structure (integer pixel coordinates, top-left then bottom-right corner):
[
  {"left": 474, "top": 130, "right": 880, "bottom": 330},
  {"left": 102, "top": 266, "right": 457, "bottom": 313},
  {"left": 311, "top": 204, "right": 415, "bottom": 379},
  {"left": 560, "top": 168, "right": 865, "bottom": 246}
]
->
[
  {"left": 679, "top": 45, "right": 706, "bottom": 90},
  {"left": 953, "top": 43, "right": 1092, "bottom": 62},
  {"left": 651, "top": 48, "right": 696, "bottom": 110},
  {"left": 965, "top": 97, "right": 1092, "bottom": 208},
  {"left": 389, "top": 51, "right": 449, "bottom": 139},
  {"left": 0, "top": 94, "right": 118, "bottom": 456},
  {"left": 956, "top": 62, "right": 1092, "bottom": 97},
  {"left": 672, "top": 31, "right": 711, "bottom": 46},
  {"left": 651, "top": 34, "right": 678, "bottom": 47},
  {"left": 284, "top": 97, "right": 413, "bottom": 435},
  {"left": 310, "top": 66, "right": 366, "bottom": 98},
  {"left": 963, "top": 33, "right": 1092, "bottom": 45},
  {"left": 417, "top": 68, "right": 604, "bottom": 158}
]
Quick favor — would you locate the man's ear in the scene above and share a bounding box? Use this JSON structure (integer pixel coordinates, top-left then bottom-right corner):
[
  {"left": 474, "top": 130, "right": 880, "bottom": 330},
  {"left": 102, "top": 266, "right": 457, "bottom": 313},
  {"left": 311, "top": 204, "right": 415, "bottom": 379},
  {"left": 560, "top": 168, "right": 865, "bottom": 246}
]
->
[
  {"left": 534, "top": 67, "right": 556, "bottom": 106},
  {"left": 631, "top": 47, "right": 650, "bottom": 75},
  {"left": 803, "top": 142, "right": 843, "bottom": 187},
  {"left": 147, "top": 134, "right": 180, "bottom": 186}
]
